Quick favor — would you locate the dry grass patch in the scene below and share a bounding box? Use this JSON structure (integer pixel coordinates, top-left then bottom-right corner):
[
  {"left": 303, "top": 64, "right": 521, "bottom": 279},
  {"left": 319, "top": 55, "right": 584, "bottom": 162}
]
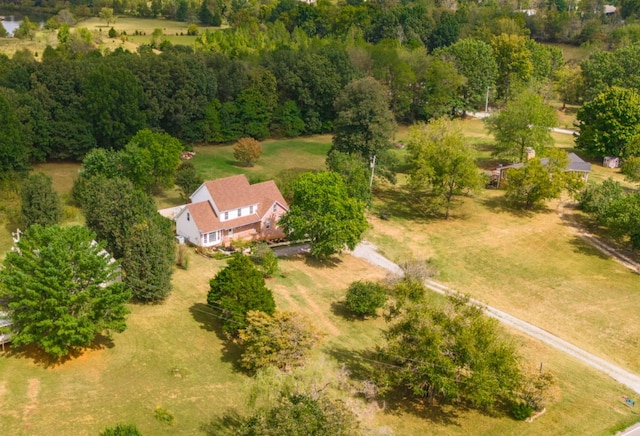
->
[{"left": 368, "top": 184, "right": 640, "bottom": 374}]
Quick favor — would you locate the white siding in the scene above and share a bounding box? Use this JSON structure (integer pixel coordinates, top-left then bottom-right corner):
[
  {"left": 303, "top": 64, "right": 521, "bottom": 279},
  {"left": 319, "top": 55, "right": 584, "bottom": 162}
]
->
[
  {"left": 175, "top": 209, "right": 202, "bottom": 246},
  {"left": 190, "top": 184, "right": 221, "bottom": 216}
]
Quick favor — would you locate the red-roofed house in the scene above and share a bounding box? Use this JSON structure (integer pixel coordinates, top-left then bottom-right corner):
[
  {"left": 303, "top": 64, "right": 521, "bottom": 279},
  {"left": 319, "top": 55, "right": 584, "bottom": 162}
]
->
[{"left": 174, "top": 175, "right": 289, "bottom": 247}]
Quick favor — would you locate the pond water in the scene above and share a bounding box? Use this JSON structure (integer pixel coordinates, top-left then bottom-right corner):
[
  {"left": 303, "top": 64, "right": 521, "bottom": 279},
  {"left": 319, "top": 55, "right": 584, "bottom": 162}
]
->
[
  {"left": 1, "top": 15, "right": 23, "bottom": 36},
  {"left": 0, "top": 13, "right": 46, "bottom": 37}
]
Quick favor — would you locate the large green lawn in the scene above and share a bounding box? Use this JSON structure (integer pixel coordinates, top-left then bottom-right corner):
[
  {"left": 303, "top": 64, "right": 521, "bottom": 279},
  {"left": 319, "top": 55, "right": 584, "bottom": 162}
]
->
[{"left": 1, "top": 131, "right": 640, "bottom": 434}]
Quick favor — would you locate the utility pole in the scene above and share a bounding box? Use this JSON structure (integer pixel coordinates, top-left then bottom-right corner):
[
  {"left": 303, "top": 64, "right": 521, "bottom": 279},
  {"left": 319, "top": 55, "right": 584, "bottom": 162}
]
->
[
  {"left": 485, "top": 86, "right": 490, "bottom": 114},
  {"left": 369, "top": 155, "right": 376, "bottom": 189}
]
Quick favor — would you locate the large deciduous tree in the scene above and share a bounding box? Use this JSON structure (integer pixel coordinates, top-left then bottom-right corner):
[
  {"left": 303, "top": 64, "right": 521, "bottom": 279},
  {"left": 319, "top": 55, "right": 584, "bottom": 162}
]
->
[
  {"left": 238, "top": 311, "right": 321, "bottom": 373},
  {"left": 504, "top": 150, "right": 573, "bottom": 209},
  {"left": 207, "top": 254, "right": 276, "bottom": 335},
  {"left": 486, "top": 90, "right": 557, "bottom": 163},
  {"left": 20, "top": 172, "right": 62, "bottom": 229},
  {"left": 0, "top": 225, "right": 130, "bottom": 359},
  {"left": 279, "top": 171, "right": 368, "bottom": 259},
  {"left": 436, "top": 38, "right": 498, "bottom": 112},
  {"left": 491, "top": 34, "right": 534, "bottom": 99},
  {"left": 381, "top": 288, "right": 522, "bottom": 411},
  {"left": 331, "top": 77, "right": 396, "bottom": 175},
  {"left": 120, "top": 129, "right": 183, "bottom": 192},
  {"left": 407, "top": 119, "right": 483, "bottom": 219},
  {"left": 575, "top": 86, "right": 640, "bottom": 158}
]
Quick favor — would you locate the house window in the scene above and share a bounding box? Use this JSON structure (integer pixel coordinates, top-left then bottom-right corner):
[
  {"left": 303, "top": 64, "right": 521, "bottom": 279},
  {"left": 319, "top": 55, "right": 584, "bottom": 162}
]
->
[
  {"left": 202, "top": 231, "right": 220, "bottom": 245},
  {"left": 249, "top": 205, "right": 254, "bottom": 214},
  {"left": 272, "top": 204, "right": 277, "bottom": 212},
  {"left": 266, "top": 219, "right": 271, "bottom": 229},
  {"left": 224, "top": 211, "right": 229, "bottom": 220},
  {"left": 187, "top": 212, "right": 190, "bottom": 221},
  {"left": 237, "top": 208, "right": 242, "bottom": 217}
]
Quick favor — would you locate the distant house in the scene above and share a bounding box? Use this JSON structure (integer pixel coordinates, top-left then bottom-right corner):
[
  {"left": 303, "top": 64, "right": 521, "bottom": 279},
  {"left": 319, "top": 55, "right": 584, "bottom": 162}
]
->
[
  {"left": 603, "top": 156, "right": 621, "bottom": 169},
  {"left": 494, "top": 152, "right": 591, "bottom": 188},
  {"left": 175, "top": 175, "right": 289, "bottom": 248},
  {"left": 0, "top": 311, "right": 12, "bottom": 351}
]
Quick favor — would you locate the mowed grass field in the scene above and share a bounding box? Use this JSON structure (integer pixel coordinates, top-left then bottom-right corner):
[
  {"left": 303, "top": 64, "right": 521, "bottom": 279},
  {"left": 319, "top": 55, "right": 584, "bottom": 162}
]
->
[
  {"left": 0, "top": 16, "right": 222, "bottom": 57},
  {"left": 1, "top": 131, "right": 640, "bottom": 434}
]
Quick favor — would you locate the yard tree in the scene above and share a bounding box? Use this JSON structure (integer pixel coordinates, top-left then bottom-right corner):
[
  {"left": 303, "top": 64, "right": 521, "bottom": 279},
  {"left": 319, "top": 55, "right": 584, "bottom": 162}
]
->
[
  {"left": 21, "top": 172, "right": 62, "bottom": 229},
  {"left": 99, "top": 7, "right": 115, "bottom": 26},
  {"left": 175, "top": 160, "right": 204, "bottom": 198},
  {"left": 420, "top": 58, "right": 466, "bottom": 121},
  {"left": 81, "top": 176, "right": 158, "bottom": 259},
  {"left": 207, "top": 254, "right": 276, "bottom": 335},
  {"left": 279, "top": 171, "right": 368, "bottom": 259},
  {"left": 407, "top": 119, "right": 484, "bottom": 219},
  {"left": 490, "top": 33, "right": 534, "bottom": 99},
  {"left": 238, "top": 311, "right": 322, "bottom": 373},
  {"left": 345, "top": 280, "right": 387, "bottom": 318},
  {"left": 486, "top": 90, "right": 557, "bottom": 163},
  {"left": 331, "top": 77, "right": 396, "bottom": 176},
  {"left": 233, "top": 137, "right": 263, "bottom": 166},
  {"left": 120, "top": 129, "right": 183, "bottom": 192},
  {"left": 504, "top": 150, "right": 570, "bottom": 210},
  {"left": 13, "top": 16, "right": 38, "bottom": 40},
  {"left": 236, "top": 393, "right": 359, "bottom": 436},
  {"left": 381, "top": 289, "right": 522, "bottom": 411},
  {"left": 121, "top": 214, "right": 175, "bottom": 303},
  {"left": 579, "top": 178, "right": 625, "bottom": 219},
  {"left": 602, "top": 193, "right": 640, "bottom": 249},
  {"left": 553, "top": 64, "right": 584, "bottom": 110},
  {"left": 326, "top": 150, "right": 371, "bottom": 204},
  {"left": 0, "top": 225, "right": 130, "bottom": 359},
  {"left": 575, "top": 86, "right": 640, "bottom": 158}
]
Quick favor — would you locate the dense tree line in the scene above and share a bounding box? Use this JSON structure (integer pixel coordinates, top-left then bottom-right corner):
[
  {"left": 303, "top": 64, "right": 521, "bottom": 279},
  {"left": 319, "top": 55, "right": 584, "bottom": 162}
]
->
[{"left": 0, "top": 17, "right": 563, "bottom": 174}]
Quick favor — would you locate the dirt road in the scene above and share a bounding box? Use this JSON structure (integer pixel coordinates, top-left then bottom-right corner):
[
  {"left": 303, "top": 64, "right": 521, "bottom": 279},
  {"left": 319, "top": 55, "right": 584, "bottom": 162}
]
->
[{"left": 351, "top": 241, "right": 640, "bottom": 395}]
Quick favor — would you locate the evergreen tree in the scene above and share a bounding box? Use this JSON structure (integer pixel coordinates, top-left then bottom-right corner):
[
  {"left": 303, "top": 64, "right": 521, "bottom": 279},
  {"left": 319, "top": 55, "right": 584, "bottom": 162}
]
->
[
  {"left": 207, "top": 254, "right": 276, "bottom": 335},
  {"left": 0, "top": 225, "right": 130, "bottom": 359},
  {"left": 21, "top": 172, "right": 62, "bottom": 229}
]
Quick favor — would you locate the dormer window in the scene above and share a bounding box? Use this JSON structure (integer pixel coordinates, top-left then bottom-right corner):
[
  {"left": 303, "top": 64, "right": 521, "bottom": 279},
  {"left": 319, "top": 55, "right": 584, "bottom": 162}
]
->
[
  {"left": 272, "top": 204, "right": 277, "bottom": 212},
  {"left": 249, "top": 205, "right": 254, "bottom": 214},
  {"left": 237, "top": 208, "right": 242, "bottom": 217},
  {"left": 187, "top": 212, "right": 190, "bottom": 221},
  {"left": 224, "top": 211, "right": 229, "bottom": 220}
]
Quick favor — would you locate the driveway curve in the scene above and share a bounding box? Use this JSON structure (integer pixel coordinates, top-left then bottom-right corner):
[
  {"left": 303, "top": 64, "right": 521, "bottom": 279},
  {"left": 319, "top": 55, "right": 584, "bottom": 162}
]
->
[{"left": 352, "top": 241, "right": 640, "bottom": 395}]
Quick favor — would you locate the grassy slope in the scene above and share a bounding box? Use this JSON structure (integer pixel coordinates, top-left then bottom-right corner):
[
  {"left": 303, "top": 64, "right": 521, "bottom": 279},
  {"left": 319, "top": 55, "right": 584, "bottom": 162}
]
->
[{"left": 1, "top": 133, "right": 639, "bottom": 434}]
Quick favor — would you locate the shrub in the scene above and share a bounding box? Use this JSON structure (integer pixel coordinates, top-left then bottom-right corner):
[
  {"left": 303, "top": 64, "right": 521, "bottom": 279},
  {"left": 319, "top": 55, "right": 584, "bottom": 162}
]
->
[
  {"left": 511, "top": 401, "right": 534, "bottom": 421},
  {"left": 621, "top": 156, "right": 640, "bottom": 182},
  {"left": 251, "top": 242, "right": 279, "bottom": 277},
  {"left": 345, "top": 280, "right": 387, "bottom": 317},
  {"left": 108, "top": 27, "right": 117, "bottom": 38},
  {"left": 187, "top": 24, "right": 199, "bottom": 35},
  {"left": 233, "top": 137, "right": 263, "bottom": 166},
  {"left": 100, "top": 424, "right": 143, "bottom": 435},
  {"left": 154, "top": 406, "right": 174, "bottom": 425},
  {"left": 176, "top": 244, "right": 190, "bottom": 270}
]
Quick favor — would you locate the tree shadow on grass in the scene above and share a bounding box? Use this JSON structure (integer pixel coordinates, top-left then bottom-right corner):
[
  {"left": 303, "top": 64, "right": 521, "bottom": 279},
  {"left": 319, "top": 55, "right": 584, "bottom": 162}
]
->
[
  {"left": 189, "top": 303, "right": 244, "bottom": 373},
  {"left": 480, "top": 193, "right": 538, "bottom": 218},
  {"left": 303, "top": 253, "right": 343, "bottom": 269},
  {"left": 324, "top": 345, "right": 463, "bottom": 426},
  {"left": 2, "top": 334, "right": 115, "bottom": 368},
  {"left": 200, "top": 409, "right": 245, "bottom": 436},
  {"left": 374, "top": 185, "right": 433, "bottom": 223},
  {"left": 568, "top": 236, "right": 611, "bottom": 260}
]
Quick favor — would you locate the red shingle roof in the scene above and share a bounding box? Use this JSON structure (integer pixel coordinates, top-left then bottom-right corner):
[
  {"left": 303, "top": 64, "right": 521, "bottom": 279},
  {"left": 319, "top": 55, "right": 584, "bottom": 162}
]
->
[
  {"left": 187, "top": 175, "right": 289, "bottom": 232},
  {"left": 203, "top": 175, "right": 253, "bottom": 211}
]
